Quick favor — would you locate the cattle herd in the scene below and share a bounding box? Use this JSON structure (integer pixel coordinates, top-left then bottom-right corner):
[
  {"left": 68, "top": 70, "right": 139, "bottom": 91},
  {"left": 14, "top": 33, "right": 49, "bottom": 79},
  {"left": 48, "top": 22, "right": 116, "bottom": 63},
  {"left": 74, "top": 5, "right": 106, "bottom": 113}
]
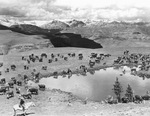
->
[{"left": 0, "top": 50, "right": 150, "bottom": 104}]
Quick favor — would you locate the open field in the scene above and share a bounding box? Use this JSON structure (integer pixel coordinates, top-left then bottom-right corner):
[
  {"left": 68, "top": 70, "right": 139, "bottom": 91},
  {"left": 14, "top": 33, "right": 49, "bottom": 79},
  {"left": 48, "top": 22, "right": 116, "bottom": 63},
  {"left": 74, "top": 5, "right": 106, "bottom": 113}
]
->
[{"left": 1, "top": 47, "right": 150, "bottom": 115}]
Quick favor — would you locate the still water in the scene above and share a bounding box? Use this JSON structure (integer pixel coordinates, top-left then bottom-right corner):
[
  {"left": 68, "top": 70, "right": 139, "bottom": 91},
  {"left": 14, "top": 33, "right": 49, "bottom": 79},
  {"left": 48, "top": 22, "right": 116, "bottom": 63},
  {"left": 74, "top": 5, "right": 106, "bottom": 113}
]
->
[{"left": 39, "top": 66, "right": 150, "bottom": 102}]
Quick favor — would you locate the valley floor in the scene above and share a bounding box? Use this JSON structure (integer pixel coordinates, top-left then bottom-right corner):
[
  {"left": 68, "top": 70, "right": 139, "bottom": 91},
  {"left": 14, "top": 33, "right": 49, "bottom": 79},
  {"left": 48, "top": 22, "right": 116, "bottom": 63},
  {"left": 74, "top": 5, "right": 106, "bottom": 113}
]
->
[{"left": 1, "top": 47, "right": 150, "bottom": 116}]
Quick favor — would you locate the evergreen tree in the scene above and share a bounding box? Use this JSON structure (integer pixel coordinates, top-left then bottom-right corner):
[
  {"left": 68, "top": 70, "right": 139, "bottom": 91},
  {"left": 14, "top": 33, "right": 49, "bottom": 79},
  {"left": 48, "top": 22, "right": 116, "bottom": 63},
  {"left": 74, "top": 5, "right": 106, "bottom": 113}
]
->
[
  {"left": 112, "top": 77, "right": 123, "bottom": 102},
  {"left": 125, "top": 84, "right": 134, "bottom": 102}
]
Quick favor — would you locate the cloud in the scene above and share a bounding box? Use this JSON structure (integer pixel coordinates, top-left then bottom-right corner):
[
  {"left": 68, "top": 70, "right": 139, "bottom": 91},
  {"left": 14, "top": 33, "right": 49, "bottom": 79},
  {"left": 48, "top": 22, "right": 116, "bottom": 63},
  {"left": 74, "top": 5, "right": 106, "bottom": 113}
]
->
[
  {"left": 0, "top": 0, "right": 150, "bottom": 21},
  {"left": 0, "top": 7, "right": 26, "bottom": 17}
]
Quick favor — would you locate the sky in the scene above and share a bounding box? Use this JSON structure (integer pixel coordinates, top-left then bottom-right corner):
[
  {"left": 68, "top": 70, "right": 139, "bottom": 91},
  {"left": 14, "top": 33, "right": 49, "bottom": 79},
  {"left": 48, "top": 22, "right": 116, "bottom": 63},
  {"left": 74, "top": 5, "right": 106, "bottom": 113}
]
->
[{"left": 0, "top": 0, "right": 150, "bottom": 21}]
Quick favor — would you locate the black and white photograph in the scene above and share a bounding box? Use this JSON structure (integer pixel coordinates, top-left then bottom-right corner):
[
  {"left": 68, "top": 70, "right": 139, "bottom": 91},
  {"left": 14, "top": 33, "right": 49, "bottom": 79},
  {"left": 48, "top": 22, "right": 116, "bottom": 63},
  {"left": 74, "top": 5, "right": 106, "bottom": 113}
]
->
[{"left": 1, "top": 0, "right": 150, "bottom": 116}]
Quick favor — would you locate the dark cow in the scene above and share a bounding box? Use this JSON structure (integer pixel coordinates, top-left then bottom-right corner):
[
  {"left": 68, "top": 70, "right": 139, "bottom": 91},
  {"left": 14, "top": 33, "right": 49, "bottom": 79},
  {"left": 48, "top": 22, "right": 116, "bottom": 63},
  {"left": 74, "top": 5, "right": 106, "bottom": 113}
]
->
[
  {"left": 5, "top": 68, "right": 9, "bottom": 73},
  {"left": 0, "top": 63, "right": 3, "bottom": 67},
  {"left": 39, "top": 58, "right": 43, "bottom": 62},
  {"left": 22, "top": 93, "right": 32, "bottom": 99},
  {"left": 89, "top": 60, "right": 95, "bottom": 68},
  {"left": 16, "top": 81, "right": 22, "bottom": 86},
  {"left": 64, "top": 57, "right": 68, "bottom": 61},
  {"left": 42, "top": 66, "right": 47, "bottom": 70},
  {"left": 10, "top": 65, "right": 16, "bottom": 71},
  {"left": 121, "top": 97, "right": 129, "bottom": 103},
  {"left": 55, "top": 58, "right": 58, "bottom": 62},
  {"left": 16, "top": 87, "right": 20, "bottom": 94},
  {"left": 6, "top": 91, "right": 14, "bottom": 99},
  {"left": 38, "top": 84, "right": 46, "bottom": 91},
  {"left": 23, "top": 75, "right": 28, "bottom": 81},
  {"left": 0, "top": 87, "right": 6, "bottom": 95},
  {"left": 11, "top": 77, "right": 16, "bottom": 84},
  {"left": 134, "top": 95, "right": 143, "bottom": 103},
  {"left": 48, "top": 59, "right": 52, "bottom": 63},
  {"left": 1, "top": 78, "right": 6, "bottom": 84},
  {"left": 8, "top": 82, "right": 14, "bottom": 88},
  {"left": 41, "top": 53, "right": 47, "bottom": 58},
  {"left": 28, "top": 88, "right": 38, "bottom": 95},
  {"left": 142, "top": 95, "right": 150, "bottom": 100}
]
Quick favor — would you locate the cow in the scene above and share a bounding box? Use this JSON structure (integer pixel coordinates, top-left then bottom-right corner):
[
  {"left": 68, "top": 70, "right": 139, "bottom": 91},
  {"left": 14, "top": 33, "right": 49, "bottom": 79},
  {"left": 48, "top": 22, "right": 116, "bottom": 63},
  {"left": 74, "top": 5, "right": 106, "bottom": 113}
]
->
[
  {"left": 142, "top": 95, "right": 150, "bottom": 100},
  {"left": 42, "top": 66, "right": 47, "bottom": 70},
  {"left": 0, "top": 63, "right": 3, "bottom": 67},
  {"left": 38, "top": 84, "right": 46, "bottom": 91},
  {"left": 11, "top": 65, "right": 16, "bottom": 71},
  {"left": 16, "top": 87, "right": 20, "bottom": 94},
  {"left": 28, "top": 88, "right": 38, "bottom": 95},
  {"left": 16, "top": 81, "right": 22, "bottom": 86},
  {"left": 134, "top": 95, "right": 143, "bottom": 103},
  {"left": 22, "top": 93, "right": 32, "bottom": 99},
  {"left": 1, "top": 78, "right": 6, "bottom": 84},
  {"left": 48, "top": 59, "right": 52, "bottom": 63},
  {"left": 0, "top": 87, "right": 6, "bottom": 95},
  {"left": 64, "top": 57, "right": 68, "bottom": 61},
  {"left": 8, "top": 82, "right": 14, "bottom": 88},
  {"left": 11, "top": 77, "right": 16, "bottom": 84},
  {"left": 6, "top": 91, "right": 14, "bottom": 99},
  {"left": 41, "top": 53, "right": 47, "bottom": 58},
  {"left": 121, "top": 97, "right": 129, "bottom": 103}
]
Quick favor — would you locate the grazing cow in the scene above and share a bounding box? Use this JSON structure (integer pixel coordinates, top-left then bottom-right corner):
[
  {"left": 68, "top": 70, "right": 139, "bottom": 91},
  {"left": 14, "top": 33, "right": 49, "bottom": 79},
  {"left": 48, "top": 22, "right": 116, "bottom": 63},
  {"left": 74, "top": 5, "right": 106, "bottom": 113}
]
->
[
  {"left": 67, "top": 68, "right": 72, "bottom": 74},
  {"left": 38, "top": 84, "right": 46, "bottom": 91},
  {"left": 53, "top": 71, "right": 58, "bottom": 79},
  {"left": 51, "top": 53, "right": 55, "bottom": 58},
  {"left": 8, "top": 82, "right": 14, "bottom": 88},
  {"left": 121, "top": 97, "right": 129, "bottom": 103},
  {"left": 5, "top": 68, "right": 9, "bottom": 73},
  {"left": 134, "top": 95, "right": 143, "bottom": 103},
  {"left": 0, "top": 71, "right": 1, "bottom": 76},
  {"left": 95, "top": 59, "right": 100, "bottom": 64},
  {"left": 48, "top": 59, "right": 52, "bottom": 63},
  {"left": 62, "top": 70, "right": 67, "bottom": 77},
  {"left": 1, "top": 78, "right": 6, "bottom": 84},
  {"left": 6, "top": 91, "right": 14, "bottom": 99},
  {"left": 0, "top": 87, "right": 6, "bottom": 95},
  {"left": 11, "top": 77, "right": 16, "bottom": 84},
  {"left": 11, "top": 65, "right": 16, "bottom": 71},
  {"left": 22, "top": 93, "right": 32, "bottom": 99},
  {"left": 89, "top": 60, "right": 95, "bottom": 68},
  {"left": 28, "top": 88, "right": 38, "bottom": 95},
  {"left": 0, "top": 63, "right": 3, "bottom": 67},
  {"left": 39, "top": 58, "right": 43, "bottom": 62},
  {"left": 16, "top": 81, "right": 22, "bottom": 86},
  {"left": 91, "top": 53, "right": 97, "bottom": 58},
  {"left": 79, "top": 56, "right": 83, "bottom": 60},
  {"left": 72, "top": 53, "right": 75, "bottom": 57},
  {"left": 64, "top": 57, "right": 68, "bottom": 61},
  {"left": 16, "top": 87, "right": 20, "bottom": 94},
  {"left": 41, "top": 53, "right": 47, "bottom": 58},
  {"left": 142, "top": 95, "right": 150, "bottom": 100},
  {"left": 42, "top": 66, "right": 47, "bottom": 70},
  {"left": 55, "top": 58, "right": 58, "bottom": 62},
  {"left": 23, "top": 75, "right": 28, "bottom": 81}
]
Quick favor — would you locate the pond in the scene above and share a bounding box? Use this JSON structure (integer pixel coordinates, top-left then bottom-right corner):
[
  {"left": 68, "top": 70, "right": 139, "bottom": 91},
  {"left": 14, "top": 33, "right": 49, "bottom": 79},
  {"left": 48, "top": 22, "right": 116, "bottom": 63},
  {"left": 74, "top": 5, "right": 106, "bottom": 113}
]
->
[{"left": 39, "top": 66, "right": 150, "bottom": 102}]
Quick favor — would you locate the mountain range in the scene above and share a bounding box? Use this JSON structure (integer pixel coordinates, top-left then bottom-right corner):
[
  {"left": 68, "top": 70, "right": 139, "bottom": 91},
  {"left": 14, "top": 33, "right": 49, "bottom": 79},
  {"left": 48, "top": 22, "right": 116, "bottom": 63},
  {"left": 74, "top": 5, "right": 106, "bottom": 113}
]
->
[{"left": 1, "top": 16, "right": 150, "bottom": 54}]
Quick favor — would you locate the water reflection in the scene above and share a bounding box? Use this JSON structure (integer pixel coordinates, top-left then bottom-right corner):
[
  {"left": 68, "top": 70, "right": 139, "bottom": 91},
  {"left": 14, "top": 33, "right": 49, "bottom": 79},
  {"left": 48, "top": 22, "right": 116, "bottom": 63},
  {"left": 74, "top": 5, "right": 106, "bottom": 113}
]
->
[{"left": 39, "top": 66, "right": 150, "bottom": 102}]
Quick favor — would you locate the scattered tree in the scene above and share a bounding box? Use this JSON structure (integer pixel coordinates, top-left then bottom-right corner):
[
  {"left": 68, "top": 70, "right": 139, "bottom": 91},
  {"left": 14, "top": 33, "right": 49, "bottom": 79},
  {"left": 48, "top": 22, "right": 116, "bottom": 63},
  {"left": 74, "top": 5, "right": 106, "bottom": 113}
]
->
[
  {"left": 112, "top": 77, "right": 123, "bottom": 102},
  {"left": 125, "top": 84, "right": 134, "bottom": 102}
]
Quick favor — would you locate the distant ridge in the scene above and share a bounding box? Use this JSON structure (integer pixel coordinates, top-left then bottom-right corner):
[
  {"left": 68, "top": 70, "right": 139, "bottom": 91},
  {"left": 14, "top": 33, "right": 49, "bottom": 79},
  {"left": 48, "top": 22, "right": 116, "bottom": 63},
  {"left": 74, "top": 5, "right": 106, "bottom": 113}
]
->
[
  {"left": 41, "top": 20, "right": 69, "bottom": 30},
  {"left": 67, "top": 19, "right": 86, "bottom": 28}
]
